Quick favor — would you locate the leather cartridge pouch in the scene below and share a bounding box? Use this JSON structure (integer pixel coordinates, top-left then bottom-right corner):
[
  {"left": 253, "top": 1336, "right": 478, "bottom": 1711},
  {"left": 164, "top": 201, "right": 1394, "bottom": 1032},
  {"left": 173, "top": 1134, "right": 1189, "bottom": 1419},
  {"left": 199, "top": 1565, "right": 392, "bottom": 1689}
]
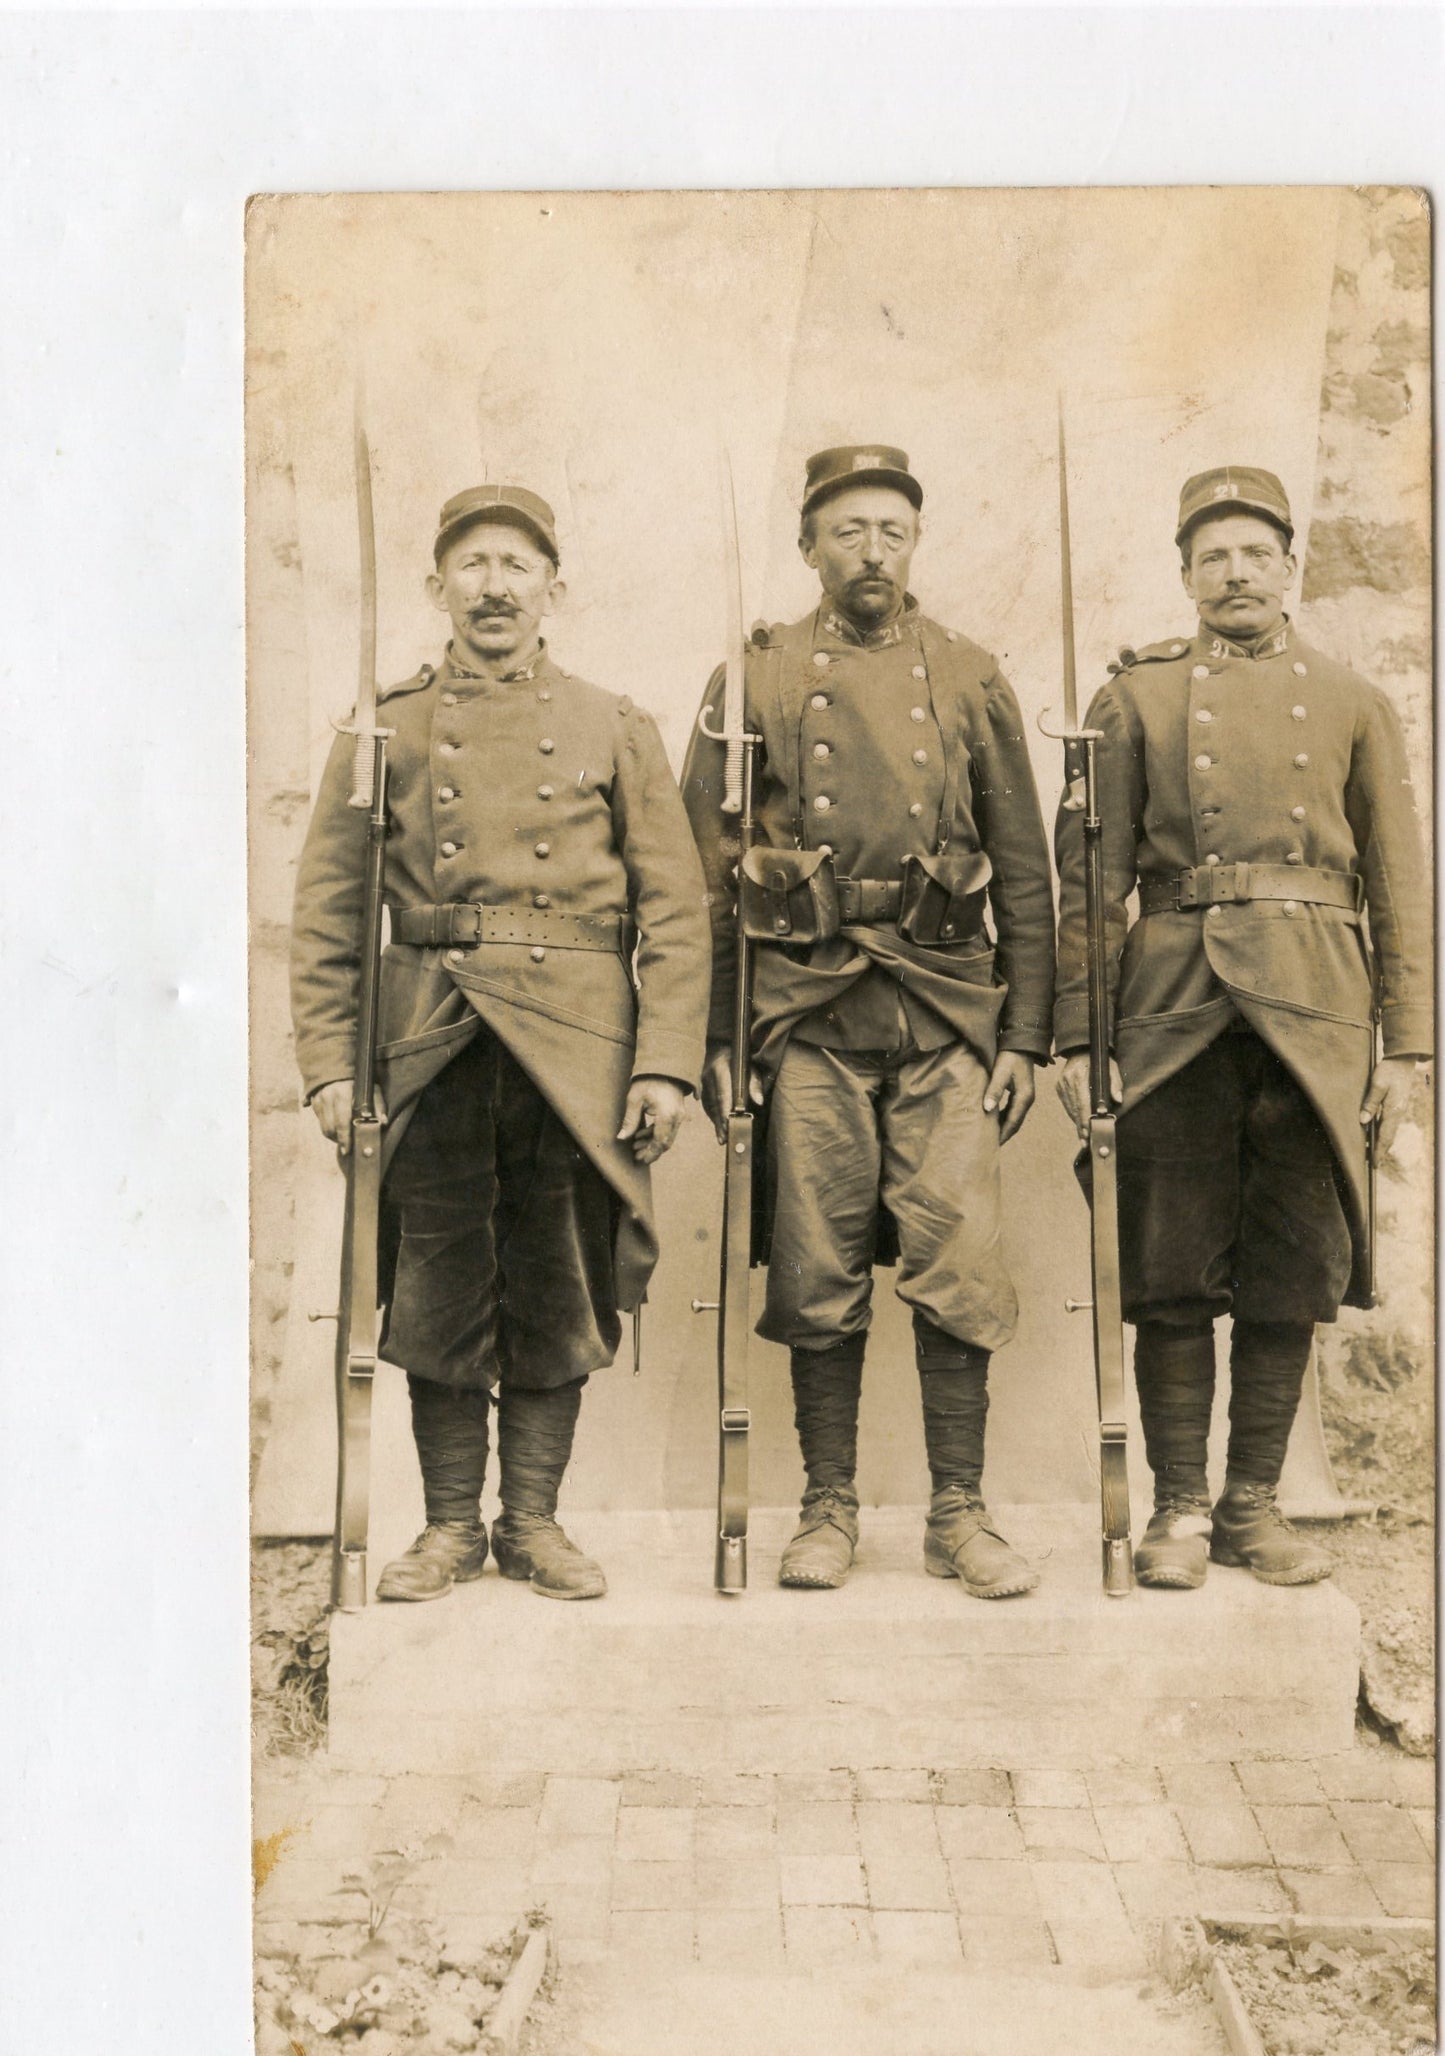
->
[
  {"left": 739, "top": 845, "right": 841, "bottom": 943},
  {"left": 897, "top": 849, "right": 993, "bottom": 945}
]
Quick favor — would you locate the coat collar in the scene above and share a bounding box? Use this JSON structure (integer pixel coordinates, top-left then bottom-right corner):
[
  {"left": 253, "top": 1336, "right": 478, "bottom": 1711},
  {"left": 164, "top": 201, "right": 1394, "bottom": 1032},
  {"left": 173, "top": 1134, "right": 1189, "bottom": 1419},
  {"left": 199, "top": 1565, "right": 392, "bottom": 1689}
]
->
[
  {"left": 1199, "top": 616, "right": 1293, "bottom": 663},
  {"left": 816, "top": 593, "right": 920, "bottom": 651},
  {"left": 442, "top": 636, "right": 551, "bottom": 684}
]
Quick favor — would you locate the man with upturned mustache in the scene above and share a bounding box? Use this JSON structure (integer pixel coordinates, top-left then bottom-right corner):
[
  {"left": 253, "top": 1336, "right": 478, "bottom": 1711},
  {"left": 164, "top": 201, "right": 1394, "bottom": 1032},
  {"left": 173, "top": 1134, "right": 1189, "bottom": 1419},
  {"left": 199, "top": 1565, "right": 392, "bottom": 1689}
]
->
[
  {"left": 683, "top": 447, "right": 1055, "bottom": 1595},
  {"left": 1054, "top": 467, "right": 1430, "bottom": 1591},
  {"left": 292, "top": 486, "right": 709, "bottom": 1602}
]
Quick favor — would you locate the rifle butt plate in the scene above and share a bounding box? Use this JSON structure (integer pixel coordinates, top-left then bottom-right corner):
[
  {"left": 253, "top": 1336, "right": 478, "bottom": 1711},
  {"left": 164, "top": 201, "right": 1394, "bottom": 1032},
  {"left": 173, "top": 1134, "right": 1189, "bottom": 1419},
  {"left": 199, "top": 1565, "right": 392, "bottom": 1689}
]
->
[
  {"left": 1102, "top": 1536, "right": 1135, "bottom": 1598},
  {"left": 333, "top": 1546, "right": 368, "bottom": 1612},
  {"left": 715, "top": 1532, "right": 747, "bottom": 1593}
]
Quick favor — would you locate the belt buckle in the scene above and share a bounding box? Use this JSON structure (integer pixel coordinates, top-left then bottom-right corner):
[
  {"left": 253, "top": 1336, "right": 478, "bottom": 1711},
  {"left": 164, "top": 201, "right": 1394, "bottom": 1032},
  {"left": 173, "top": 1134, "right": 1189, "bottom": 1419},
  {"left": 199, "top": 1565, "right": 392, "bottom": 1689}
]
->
[
  {"left": 1213, "top": 861, "right": 1251, "bottom": 904},
  {"left": 858, "top": 880, "right": 889, "bottom": 924},
  {"left": 456, "top": 902, "right": 485, "bottom": 945}
]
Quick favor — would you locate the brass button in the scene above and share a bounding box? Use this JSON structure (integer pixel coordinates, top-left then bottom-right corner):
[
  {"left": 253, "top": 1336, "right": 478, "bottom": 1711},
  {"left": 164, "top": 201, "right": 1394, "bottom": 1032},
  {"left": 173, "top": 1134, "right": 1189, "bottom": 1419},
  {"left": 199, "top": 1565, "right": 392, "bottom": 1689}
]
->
[
  {"left": 810, "top": 692, "right": 830, "bottom": 711},
  {"left": 1294, "top": 752, "right": 1309, "bottom": 767},
  {"left": 438, "top": 786, "right": 455, "bottom": 801},
  {"left": 812, "top": 652, "right": 830, "bottom": 668},
  {"left": 1171, "top": 642, "right": 1186, "bottom": 655},
  {"left": 1191, "top": 665, "right": 1211, "bottom": 680},
  {"left": 1205, "top": 853, "right": 1221, "bottom": 865},
  {"left": 1292, "top": 705, "right": 1307, "bottom": 721},
  {"left": 813, "top": 742, "right": 830, "bottom": 760},
  {"left": 1292, "top": 661, "right": 1307, "bottom": 677},
  {"left": 910, "top": 706, "right": 926, "bottom": 722},
  {"left": 1194, "top": 754, "right": 1212, "bottom": 771},
  {"left": 908, "top": 802, "right": 923, "bottom": 818},
  {"left": 534, "top": 840, "right": 551, "bottom": 857},
  {"left": 1283, "top": 900, "right": 1298, "bottom": 916},
  {"left": 439, "top": 741, "right": 457, "bottom": 756},
  {"left": 447, "top": 948, "right": 465, "bottom": 963},
  {"left": 538, "top": 784, "right": 553, "bottom": 800},
  {"left": 946, "top": 630, "right": 958, "bottom": 642},
  {"left": 1291, "top": 805, "right": 1306, "bottom": 821},
  {"left": 539, "top": 738, "right": 555, "bottom": 755},
  {"left": 534, "top": 893, "right": 550, "bottom": 908},
  {"left": 1286, "top": 851, "right": 1303, "bottom": 865},
  {"left": 530, "top": 946, "right": 546, "bottom": 963},
  {"left": 1206, "top": 906, "right": 1222, "bottom": 919},
  {"left": 911, "top": 665, "right": 927, "bottom": 681},
  {"left": 1195, "top": 709, "right": 1213, "bottom": 724},
  {"left": 440, "top": 841, "right": 458, "bottom": 857},
  {"left": 813, "top": 795, "right": 832, "bottom": 812},
  {"left": 441, "top": 690, "right": 457, "bottom": 706},
  {"left": 912, "top": 748, "right": 928, "bottom": 766}
]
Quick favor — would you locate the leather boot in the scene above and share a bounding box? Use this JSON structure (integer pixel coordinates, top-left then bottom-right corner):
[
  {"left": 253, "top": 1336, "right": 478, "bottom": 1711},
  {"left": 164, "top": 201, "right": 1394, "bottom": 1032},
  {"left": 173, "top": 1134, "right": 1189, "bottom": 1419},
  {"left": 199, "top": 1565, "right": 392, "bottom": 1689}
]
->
[
  {"left": 1210, "top": 1483, "right": 1332, "bottom": 1585},
  {"left": 491, "top": 1510, "right": 607, "bottom": 1599},
  {"left": 924, "top": 1486, "right": 1038, "bottom": 1599},
  {"left": 779, "top": 1485, "right": 860, "bottom": 1588},
  {"left": 495, "top": 1380, "right": 606, "bottom": 1599},
  {"left": 1134, "top": 1498, "right": 1213, "bottom": 1590},
  {"left": 376, "top": 1520, "right": 489, "bottom": 1602}
]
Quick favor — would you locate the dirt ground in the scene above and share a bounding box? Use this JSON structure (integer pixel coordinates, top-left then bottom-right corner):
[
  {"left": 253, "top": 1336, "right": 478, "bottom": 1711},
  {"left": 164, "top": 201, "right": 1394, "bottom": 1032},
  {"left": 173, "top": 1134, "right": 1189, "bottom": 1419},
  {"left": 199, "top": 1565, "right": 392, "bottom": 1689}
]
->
[
  {"left": 1319, "top": 1321, "right": 1436, "bottom": 1755},
  {"left": 1216, "top": 1934, "right": 1436, "bottom": 2056},
  {"left": 252, "top": 1539, "right": 330, "bottom": 1761}
]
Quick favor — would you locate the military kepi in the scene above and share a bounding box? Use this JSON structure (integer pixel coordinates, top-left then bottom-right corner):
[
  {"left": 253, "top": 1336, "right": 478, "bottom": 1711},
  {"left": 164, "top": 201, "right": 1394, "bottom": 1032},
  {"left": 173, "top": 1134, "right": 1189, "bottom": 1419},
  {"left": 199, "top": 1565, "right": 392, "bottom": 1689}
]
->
[
  {"left": 434, "top": 484, "right": 560, "bottom": 566},
  {"left": 1176, "top": 466, "right": 1293, "bottom": 547},
  {"left": 802, "top": 445, "right": 923, "bottom": 517}
]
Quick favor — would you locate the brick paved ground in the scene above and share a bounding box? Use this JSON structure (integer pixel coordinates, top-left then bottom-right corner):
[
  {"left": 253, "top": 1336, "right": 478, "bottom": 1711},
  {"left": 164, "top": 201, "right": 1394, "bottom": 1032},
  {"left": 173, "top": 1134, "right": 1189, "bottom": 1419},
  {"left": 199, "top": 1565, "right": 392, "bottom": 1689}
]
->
[{"left": 254, "top": 1747, "right": 1436, "bottom": 1979}]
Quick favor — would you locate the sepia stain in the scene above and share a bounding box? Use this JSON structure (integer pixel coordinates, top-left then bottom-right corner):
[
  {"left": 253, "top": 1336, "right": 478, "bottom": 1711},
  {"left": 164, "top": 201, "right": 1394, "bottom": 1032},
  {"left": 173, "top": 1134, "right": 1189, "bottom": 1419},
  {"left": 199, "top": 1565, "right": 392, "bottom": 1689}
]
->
[{"left": 252, "top": 1825, "right": 296, "bottom": 1893}]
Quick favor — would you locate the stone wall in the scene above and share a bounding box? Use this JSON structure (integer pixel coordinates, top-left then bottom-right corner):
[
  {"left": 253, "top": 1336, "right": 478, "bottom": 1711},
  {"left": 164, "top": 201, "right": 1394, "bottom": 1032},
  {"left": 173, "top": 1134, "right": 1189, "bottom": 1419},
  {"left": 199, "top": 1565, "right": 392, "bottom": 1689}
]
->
[{"left": 1300, "top": 187, "right": 1434, "bottom": 1391}]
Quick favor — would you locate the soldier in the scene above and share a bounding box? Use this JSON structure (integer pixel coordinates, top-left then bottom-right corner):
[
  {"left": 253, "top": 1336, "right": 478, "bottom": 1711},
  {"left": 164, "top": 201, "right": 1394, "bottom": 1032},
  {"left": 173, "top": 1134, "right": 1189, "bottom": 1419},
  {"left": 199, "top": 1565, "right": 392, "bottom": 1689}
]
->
[
  {"left": 683, "top": 446, "right": 1056, "bottom": 1596},
  {"left": 1055, "top": 467, "right": 1431, "bottom": 1590},
  {"left": 292, "top": 485, "right": 710, "bottom": 1602}
]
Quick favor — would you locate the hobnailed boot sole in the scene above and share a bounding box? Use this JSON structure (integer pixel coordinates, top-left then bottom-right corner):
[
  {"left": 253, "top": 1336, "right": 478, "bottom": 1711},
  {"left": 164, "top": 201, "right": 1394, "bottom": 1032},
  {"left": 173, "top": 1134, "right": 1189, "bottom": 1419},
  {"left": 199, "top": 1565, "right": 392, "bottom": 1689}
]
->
[
  {"left": 1209, "top": 1536, "right": 1332, "bottom": 1586},
  {"left": 1134, "top": 1554, "right": 1207, "bottom": 1591},
  {"left": 923, "top": 1529, "right": 1039, "bottom": 1599}
]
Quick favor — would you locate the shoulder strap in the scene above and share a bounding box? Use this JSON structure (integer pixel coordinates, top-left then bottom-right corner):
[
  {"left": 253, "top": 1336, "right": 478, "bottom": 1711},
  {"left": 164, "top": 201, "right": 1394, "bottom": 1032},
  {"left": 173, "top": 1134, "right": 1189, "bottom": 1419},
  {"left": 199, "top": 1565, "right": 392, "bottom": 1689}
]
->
[
  {"left": 916, "top": 618, "right": 978, "bottom": 854},
  {"left": 749, "top": 617, "right": 814, "bottom": 848}
]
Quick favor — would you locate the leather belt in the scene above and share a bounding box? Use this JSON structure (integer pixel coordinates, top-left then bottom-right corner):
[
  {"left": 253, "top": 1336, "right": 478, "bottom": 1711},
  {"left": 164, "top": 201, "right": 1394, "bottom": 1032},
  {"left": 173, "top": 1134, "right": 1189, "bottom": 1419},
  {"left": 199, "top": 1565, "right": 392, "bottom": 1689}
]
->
[
  {"left": 393, "top": 902, "right": 634, "bottom": 953},
  {"left": 1138, "top": 862, "right": 1363, "bottom": 916},
  {"left": 834, "top": 877, "right": 904, "bottom": 924}
]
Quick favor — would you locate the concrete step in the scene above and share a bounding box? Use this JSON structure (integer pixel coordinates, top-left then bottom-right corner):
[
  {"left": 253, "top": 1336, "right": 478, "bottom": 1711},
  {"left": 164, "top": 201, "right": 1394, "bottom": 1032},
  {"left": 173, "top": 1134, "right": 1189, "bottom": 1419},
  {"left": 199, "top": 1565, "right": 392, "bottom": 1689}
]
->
[{"left": 328, "top": 1504, "right": 1359, "bottom": 1774}]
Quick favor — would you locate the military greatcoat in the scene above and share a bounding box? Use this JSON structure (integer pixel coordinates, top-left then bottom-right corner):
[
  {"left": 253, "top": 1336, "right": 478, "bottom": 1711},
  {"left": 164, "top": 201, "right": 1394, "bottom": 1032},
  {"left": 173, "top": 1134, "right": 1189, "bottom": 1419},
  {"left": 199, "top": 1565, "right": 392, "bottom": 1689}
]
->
[
  {"left": 1054, "top": 621, "right": 1432, "bottom": 1307},
  {"left": 682, "top": 599, "right": 1056, "bottom": 1077},
  {"left": 290, "top": 644, "right": 711, "bottom": 1312}
]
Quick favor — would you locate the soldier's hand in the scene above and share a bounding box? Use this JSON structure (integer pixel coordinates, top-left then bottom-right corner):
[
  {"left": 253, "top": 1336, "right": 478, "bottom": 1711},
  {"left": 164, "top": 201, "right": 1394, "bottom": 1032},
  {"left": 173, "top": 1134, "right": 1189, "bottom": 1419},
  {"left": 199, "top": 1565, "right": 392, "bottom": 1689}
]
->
[
  {"left": 1056, "top": 1053, "right": 1123, "bottom": 1141},
  {"left": 619, "top": 1076, "right": 689, "bottom": 1165},
  {"left": 983, "top": 1050, "right": 1037, "bottom": 1144},
  {"left": 701, "top": 1041, "right": 763, "bottom": 1144},
  {"left": 311, "top": 1079, "right": 387, "bottom": 1156},
  {"left": 1360, "top": 1056, "right": 1421, "bottom": 1155}
]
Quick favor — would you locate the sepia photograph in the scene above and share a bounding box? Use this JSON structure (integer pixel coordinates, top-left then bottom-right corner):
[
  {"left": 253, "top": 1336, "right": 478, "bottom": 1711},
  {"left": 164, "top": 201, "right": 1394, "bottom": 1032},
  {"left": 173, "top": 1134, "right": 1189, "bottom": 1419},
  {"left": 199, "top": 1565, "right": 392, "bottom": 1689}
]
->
[{"left": 242, "top": 184, "right": 1436, "bottom": 2054}]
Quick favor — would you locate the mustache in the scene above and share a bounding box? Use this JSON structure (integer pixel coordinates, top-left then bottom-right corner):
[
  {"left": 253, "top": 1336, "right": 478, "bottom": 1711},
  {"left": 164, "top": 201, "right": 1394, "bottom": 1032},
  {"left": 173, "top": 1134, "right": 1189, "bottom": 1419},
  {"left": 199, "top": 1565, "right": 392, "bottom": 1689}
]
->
[
  {"left": 468, "top": 600, "right": 519, "bottom": 618},
  {"left": 846, "top": 570, "right": 897, "bottom": 593}
]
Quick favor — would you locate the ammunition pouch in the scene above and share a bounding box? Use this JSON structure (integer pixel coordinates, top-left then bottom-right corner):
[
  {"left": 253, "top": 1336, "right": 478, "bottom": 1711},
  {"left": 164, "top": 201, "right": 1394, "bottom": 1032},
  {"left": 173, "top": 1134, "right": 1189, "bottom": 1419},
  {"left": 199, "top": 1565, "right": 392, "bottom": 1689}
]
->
[
  {"left": 740, "top": 846, "right": 841, "bottom": 943},
  {"left": 897, "top": 850, "right": 993, "bottom": 946}
]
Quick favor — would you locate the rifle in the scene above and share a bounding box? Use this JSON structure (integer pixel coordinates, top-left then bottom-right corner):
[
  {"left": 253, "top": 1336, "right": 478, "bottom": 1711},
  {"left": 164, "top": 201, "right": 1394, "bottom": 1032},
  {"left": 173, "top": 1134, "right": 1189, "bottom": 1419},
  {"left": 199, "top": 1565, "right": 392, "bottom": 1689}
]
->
[
  {"left": 328, "top": 389, "right": 394, "bottom": 1611},
  {"left": 693, "top": 452, "right": 760, "bottom": 1593},
  {"left": 1040, "top": 401, "right": 1134, "bottom": 1598}
]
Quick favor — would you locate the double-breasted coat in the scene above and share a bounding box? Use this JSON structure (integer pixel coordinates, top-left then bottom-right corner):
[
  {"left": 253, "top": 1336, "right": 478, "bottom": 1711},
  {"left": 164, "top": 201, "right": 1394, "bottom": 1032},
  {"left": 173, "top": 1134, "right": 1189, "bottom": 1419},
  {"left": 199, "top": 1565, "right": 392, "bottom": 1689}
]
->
[
  {"left": 1054, "top": 621, "right": 1432, "bottom": 1307},
  {"left": 290, "top": 645, "right": 711, "bottom": 1313}
]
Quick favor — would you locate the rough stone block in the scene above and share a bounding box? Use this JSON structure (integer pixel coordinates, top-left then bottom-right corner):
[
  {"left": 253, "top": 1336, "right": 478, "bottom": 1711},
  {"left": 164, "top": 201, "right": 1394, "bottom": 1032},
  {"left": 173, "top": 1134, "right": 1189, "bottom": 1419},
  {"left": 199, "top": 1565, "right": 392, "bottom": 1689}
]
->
[
  {"left": 1409, "top": 1808, "right": 1435, "bottom": 1857},
  {"left": 607, "top": 1909, "right": 696, "bottom": 1962},
  {"left": 873, "top": 1910, "right": 964, "bottom": 1965},
  {"left": 694, "top": 1854, "right": 779, "bottom": 1911},
  {"left": 1026, "top": 1860, "right": 1128, "bottom": 1924},
  {"left": 779, "top": 1853, "right": 868, "bottom": 1906},
  {"left": 855, "top": 1768, "right": 932, "bottom": 1803},
  {"left": 1175, "top": 1806, "right": 1272, "bottom": 1868},
  {"left": 935, "top": 1769, "right": 1011, "bottom": 1807},
  {"left": 616, "top": 1806, "right": 695, "bottom": 1864},
  {"left": 450, "top": 1806, "right": 539, "bottom": 1866},
  {"left": 1388, "top": 1755, "right": 1437, "bottom": 1807},
  {"left": 531, "top": 1880, "right": 610, "bottom": 1939},
  {"left": 1048, "top": 1916, "right": 1150, "bottom": 1977},
  {"left": 1313, "top": 1752, "right": 1399, "bottom": 1801},
  {"left": 1253, "top": 1804, "right": 1354, "bottom": 1870},
  {"left": 856, "top": 1801, "right": 951, "bottom": 1910},
  {"left": 529, "top": 1834, "right": 614, "bottom": 1886},
  {"left": 1160, "top": 1764, "right": 1245, "bottom": 1809},
  {"left": 426, "top": 1858, "right": 530, "bottom": 1914},
  {"left": 1093, "top": 1805, "right": 1191, "bottom": 1865},
  {"left": 1018, "top": 1806, "right": 1107, "bottom": 1863},
  {"left": 695, "top": 1907, "right": 785, "bottom": 1971},
  {"left": 696, "top": 1804, "right": 774, "bottom": 1860},
  {"left": 1280, "top": 1868, "right": 1387, "bottom": 1917},
  {"left": 773, "top": 1770, "right": 854, "bottom": 1804},
  {"left": 961, "top": 1916, "right": 1055, "bottom": 1965},
  {"left": 1012, "top": 1769, "right": 1090, "bottom": 1809},
  {"left": 945, "top": 1858, "right": 1041, "bottom": 1917},
  {"left": 610, "top": 1860, "right": 696, "bottom": 1911},
  {"left": 1085, "top": 1767, "right": 1166, "bottom": 1808},
  {"left": 620, "top": 1771, "right": 698, "bottom": 1808},
  {"left": 1112, "top": 1861, "right": 1204, "bottom": 1921},
  {"left": 1330, "top": 1800, "right": 1432, "bottom": 1865},
  {"left": 934, "top": 1803, "right": 1026, "bottom": 1862},
  {"left": 783, "top": 1904, "right": 875, "bottom": 1967},
  {"left": 537, "top": 1776, "right": 620, "bottom": 1838},
  {"left": 774, "top": 1800, "right": 857, "bottom": 1858},
  {"left": 1234, "top": 1759, "right": 1325, "bottom": 1804},
  {"left": 1363, "top": 1861, "right": 1436, "bottom": 1917},
  {"left": 1189, "top": 1867, "right": 1291, "bottom": 1916},
  {"left": 696, "top": 1772, "right": 773, "bottom": 1809}
]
